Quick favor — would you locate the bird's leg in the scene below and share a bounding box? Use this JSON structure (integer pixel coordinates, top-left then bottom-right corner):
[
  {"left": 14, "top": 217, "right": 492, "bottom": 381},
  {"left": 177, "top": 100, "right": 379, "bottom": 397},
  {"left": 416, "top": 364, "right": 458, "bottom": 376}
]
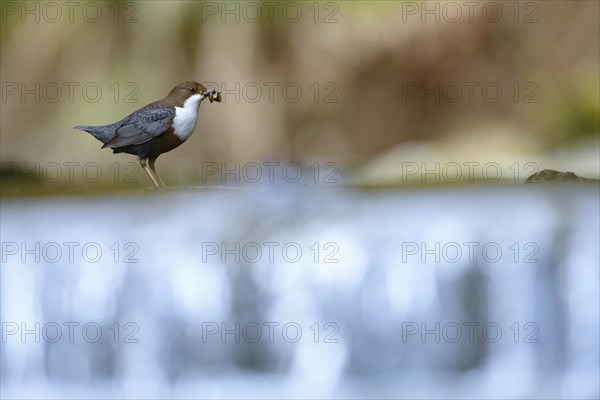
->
[
  {"left": 139, "top": 157, "right": 161, "bottom": 189},
  {"left": 148, "top": 157, "right": 165, "bottom": 188}
]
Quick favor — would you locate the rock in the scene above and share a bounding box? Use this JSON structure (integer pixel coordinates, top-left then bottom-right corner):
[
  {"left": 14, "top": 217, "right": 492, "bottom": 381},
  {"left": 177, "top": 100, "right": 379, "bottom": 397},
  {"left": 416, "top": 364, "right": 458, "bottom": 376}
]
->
[{"left": 525, "top": 169, "right": 599, "bottom": 183}]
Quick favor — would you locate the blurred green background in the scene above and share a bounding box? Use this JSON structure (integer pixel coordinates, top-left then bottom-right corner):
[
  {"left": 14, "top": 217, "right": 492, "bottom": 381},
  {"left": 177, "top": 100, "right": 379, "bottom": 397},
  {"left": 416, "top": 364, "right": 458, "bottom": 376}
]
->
[{"left": 1, "top": 0, "right": 598, "bottom": 193}]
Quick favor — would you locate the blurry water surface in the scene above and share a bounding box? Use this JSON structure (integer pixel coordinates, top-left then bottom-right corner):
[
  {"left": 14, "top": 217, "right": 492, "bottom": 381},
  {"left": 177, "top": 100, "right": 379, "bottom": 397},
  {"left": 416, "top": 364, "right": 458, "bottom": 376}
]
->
[{"left": 1, "top": 184, "right": 599, "bottom": 399}]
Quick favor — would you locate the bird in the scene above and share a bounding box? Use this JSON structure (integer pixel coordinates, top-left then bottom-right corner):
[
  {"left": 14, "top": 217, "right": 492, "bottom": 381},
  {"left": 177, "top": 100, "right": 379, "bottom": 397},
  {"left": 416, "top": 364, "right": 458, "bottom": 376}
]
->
[{"left": 75, "top": 81, "right": 221, "bottom": 189}]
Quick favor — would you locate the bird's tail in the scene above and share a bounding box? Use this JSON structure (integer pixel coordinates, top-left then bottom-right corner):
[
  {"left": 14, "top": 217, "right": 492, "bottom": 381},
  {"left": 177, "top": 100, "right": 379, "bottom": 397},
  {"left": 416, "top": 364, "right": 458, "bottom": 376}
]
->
[{"left": 74, "top": 124, "right": 115, "bottom": 145}]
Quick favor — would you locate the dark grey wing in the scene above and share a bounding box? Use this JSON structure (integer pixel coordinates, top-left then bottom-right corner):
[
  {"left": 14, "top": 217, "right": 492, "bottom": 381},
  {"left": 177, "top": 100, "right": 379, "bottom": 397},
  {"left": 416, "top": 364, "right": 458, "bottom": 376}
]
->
[{"left": 102, "top": 104, "right": 175, "bottom": 149}]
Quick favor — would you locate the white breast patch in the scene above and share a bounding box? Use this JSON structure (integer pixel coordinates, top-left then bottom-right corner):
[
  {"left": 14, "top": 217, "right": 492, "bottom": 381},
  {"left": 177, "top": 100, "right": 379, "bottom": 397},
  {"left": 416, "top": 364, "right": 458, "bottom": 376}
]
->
[{"left": 172, "top": 93, "right": 202, "bottom": 141}]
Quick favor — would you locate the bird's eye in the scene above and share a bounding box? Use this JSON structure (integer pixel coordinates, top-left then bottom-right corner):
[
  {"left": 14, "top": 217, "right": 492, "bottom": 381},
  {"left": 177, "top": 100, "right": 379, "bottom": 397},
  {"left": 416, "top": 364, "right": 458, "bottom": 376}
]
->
[{"left": 188, "top": 87, "right": 195, "bottom": 92}]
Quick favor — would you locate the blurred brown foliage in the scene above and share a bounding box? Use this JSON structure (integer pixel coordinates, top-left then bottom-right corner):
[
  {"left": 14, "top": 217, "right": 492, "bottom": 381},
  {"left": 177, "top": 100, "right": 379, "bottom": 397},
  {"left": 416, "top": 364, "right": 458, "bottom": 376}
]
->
[{"left": 1, "top": 1, "right": 598, "bottom": 184}]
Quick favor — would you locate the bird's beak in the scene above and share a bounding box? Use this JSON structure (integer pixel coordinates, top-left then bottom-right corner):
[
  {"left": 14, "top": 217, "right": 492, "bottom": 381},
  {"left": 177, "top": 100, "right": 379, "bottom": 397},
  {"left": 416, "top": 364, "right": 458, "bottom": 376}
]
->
[{"left": 201, "top": 89, "right": 222, "bottom": 103}]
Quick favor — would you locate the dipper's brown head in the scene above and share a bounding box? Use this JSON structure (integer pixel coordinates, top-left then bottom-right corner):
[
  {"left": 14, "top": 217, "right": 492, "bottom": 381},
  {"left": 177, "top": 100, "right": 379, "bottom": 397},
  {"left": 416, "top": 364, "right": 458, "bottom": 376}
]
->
[
  {"left": 161, "top": 81, "right": 206, "bottom": 107},
  {"left": 162, "top": 81, "right": 221, "bottom": 107}
]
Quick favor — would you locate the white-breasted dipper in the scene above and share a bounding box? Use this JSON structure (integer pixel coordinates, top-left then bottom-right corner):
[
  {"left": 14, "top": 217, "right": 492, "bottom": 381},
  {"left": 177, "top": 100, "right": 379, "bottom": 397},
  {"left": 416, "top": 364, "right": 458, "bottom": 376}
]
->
[{"left": 75, "top": 81, "right": 221, "bottom": 189}]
